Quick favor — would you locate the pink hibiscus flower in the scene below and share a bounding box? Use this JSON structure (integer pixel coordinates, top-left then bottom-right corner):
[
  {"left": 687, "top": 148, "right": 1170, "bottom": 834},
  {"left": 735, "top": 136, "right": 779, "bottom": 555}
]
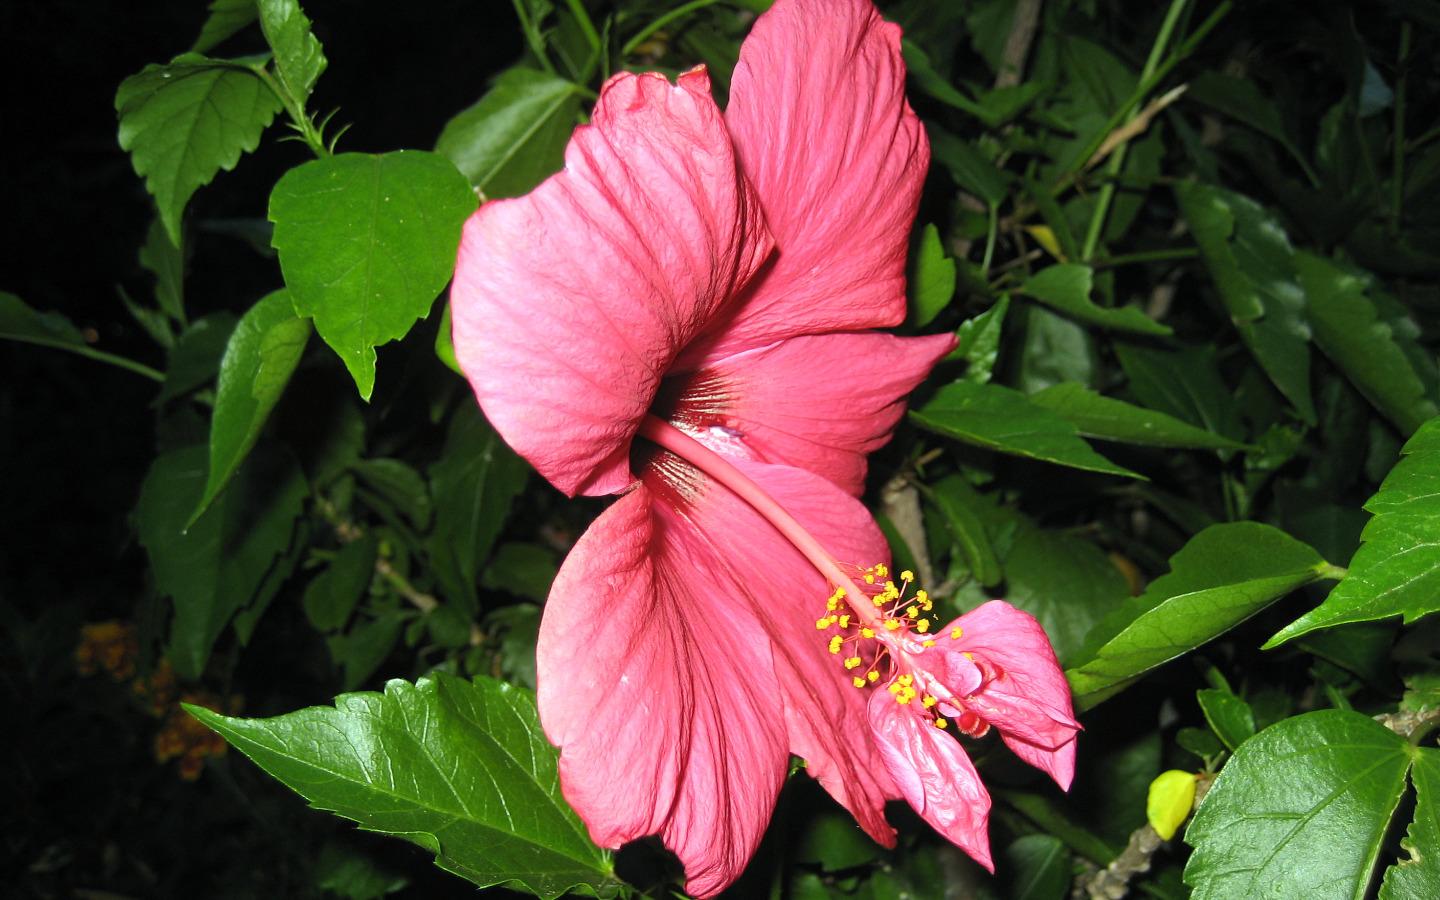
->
[{"left": 450, "top": 0, "right": 1074, "bottom": 892}]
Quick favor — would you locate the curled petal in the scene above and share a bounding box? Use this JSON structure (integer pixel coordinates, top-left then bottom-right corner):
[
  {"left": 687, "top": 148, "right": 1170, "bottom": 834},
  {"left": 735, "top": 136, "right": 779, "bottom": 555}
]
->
[
  {"left": 698, "top": 0, "right": 927, "bottom": 361},
  {"left": 868, "top": 689, "right": 994, "bottom": 871},
  {"left": 949, "top": 601, "right": 1081, "bottom": 789},
  {"left": 668, "top": 332, "right": 956, "bottom": 496},
  {"left": 453, "top": 68, "right": 773, "bottom": 497}
]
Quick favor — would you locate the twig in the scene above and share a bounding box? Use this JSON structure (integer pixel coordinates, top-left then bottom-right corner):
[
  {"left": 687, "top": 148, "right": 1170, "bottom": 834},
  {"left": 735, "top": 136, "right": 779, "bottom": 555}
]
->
[
  {"left": 995, "top": 0, "right": 1043, "bottom": 90},
  {"left": 1083, "top": 776, "right": 1212, "bottom": 899}
]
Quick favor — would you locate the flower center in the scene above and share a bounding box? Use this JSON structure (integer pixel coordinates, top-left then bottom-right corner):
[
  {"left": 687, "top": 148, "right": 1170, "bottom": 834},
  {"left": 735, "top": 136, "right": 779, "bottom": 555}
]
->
[{"left": 637, "top": 414, "right": 987, "bottom": 735}]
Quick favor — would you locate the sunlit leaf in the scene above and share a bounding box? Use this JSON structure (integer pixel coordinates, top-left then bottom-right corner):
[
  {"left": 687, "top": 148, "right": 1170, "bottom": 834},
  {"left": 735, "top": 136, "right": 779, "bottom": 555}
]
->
[
  {"left": 1268, "top": 416, "right": 1440, "bottom": 645},
  {"left": 949, "top": 294, "right": 1009, "bottom": 384},
  {"left": 1028, "top": 382, "right": 1250, "bottom": 450},
  {"left": 1184, "top": 710, "right": 1412, "bottom": 900},
  {"left": 1019, "top": 264, "right": 1170, "bottom": 336},
  {"left": 116, "top": 54, "right": 281, "bottom": 245},
  {"left": 257, "top": 0, "right": 326, "bottom": 108},
  {"left": 1068, "top": 523, "right": 1329, "bottom": 708},
  {"left": 912, "top": 380, "right": 1142, "bottom": 478},
  {"left": 1380, "top": 748, "right": 1440, "bottom": 900},
  {"left": 189, "top": 673, "right": 620, "bottom": 898},
  {"left": 269, "top": 151, "right": 478, "bottom": 399},
  {"left": 912, "top": 223, "right": 956, "bottom": 327},
  {"left": 436, "top": 67, "right": 580, "bottom": 199},
  {"left": 192, "top": 289, "right": 312, "bottom": 524}
]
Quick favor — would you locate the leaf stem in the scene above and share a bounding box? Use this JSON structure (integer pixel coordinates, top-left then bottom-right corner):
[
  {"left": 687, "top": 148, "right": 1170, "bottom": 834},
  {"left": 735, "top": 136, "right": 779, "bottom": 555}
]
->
[
  {"left": 562, "top": 0, "right": 603, "bottom": 55},
  {"left": 8, "top": 335, "right": 166, "bottom": 382},
  {"left": 622, "top": 0, "right": 722, "bottom": 57},
  {"left": 1080, "top": 0, "right": 1190, "bottom": 261},
  {"left": 511, "top": 0, "right": 559, "bottom": 76},
  {"left": 253, "top": 65, "right": 330, "bottom": 158}
]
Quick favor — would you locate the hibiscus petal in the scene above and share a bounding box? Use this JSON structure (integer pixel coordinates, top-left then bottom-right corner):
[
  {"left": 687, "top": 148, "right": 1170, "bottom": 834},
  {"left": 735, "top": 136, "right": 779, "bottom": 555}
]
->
[
  {"left": 950, "top": 601, "right": 1081, "bottom": 789},
  {"left": 537, "top": 484, "right": 789, "bottom": 897},
  {"left": 698, "top": 0, "right": 927, "bottom": 361},
  {"left": 668, "top": 332, "right": 956, "bottom": 496},
  {"left": 452, "top": 68, "right": 773, "bottom": 497},
  {"left": 729, "top": 457, "right": 901, "bottom": 843},
  {"left": 868, "top": 689, "right": 995, "bottom": 871}
]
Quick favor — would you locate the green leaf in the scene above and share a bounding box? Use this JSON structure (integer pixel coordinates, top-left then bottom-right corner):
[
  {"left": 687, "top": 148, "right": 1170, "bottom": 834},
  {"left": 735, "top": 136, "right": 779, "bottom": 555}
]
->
[
  {"left": 912, "top": 223, "right": 956, "bottom": 327},
  {"left": 1298, "top": 252, "right": 1437, "bottom": 435},
  {"left": 1174, "top": 181, "right": 1315, "bottom": 424},
  {"left": 1018, "top": 264, "right": 1170, "bottom": 336},
  {"left": 330, "top": 614, "right": 404, "bottom": 690},
  {"left": 1067, "top": 523, "right": 1329, "bottom": 708},
  {"left": 1268, "top": 416, "right": 1440, "bottom": 645},
  {"left": 157, "top": 312, "right": 238, "bottom": 404},
  {"left": 116, "top": 54, "right": 282, "bottom": 245},
  {"left": 136, "top": 443, "right": 307, "bottom": 679},
  {"left": 911, "top": 381, "right": 1142, "bottom": 479},
  {"left": 1381, "top": 747, "right": 1440, "bottom": 900},
  {"left": 192, "top": 289, "right": 312, "bottom": 525},
  {"left": 482, "top": 543, "right": 559, "bottom": 605},
  {"left": 303, "top": 534, "right": 378, "bottom": 632},
  {"left": 428, "top": 403, "right": 529, "bottom": 615},
  {"left": 949, "top": 493, "right": 1131, "bottom": 665},
  {"left": 926, "top": 125, "right": 1010, "bottom": 206},
  {"left": 1196, "top": 688, "right": 1256, "bottom": 752},
  {"left": 1, "top": 291, "right": 89, "bottom": 351},
  {"left": 1004, "top": 835, "right": 1071, "bottom": 900},
  {"left": 929, "top": 475, "right": 1003, "bottom": 588},
  {"left": 1184, "top": 710, "right": 1412, "bottom": 900},
  {"left": 269, "top": 151, "right": 479, "bottom": 400},
  {"left": 1187, "top": 72, "right": 1316, "bottom": 184},
  {"left": 192, "top": 0, "right": 258, "bottom": 54},
  {"left": 949, "top": 293, "right": 1009, "bottom": 384},
  {"left": 1114, "top": 342, "right": 1244, "bottom": 441},
  {"left": 257, "top": 0, "right": 326, "bottom": 108},
  {"left": 140, "top": 216, "right": 186, "bottom": 324},
  {"left": 189, "top": 673, "right": 619, "bottom": 898},
  {"left": 435, "top": 67, "right": 580, "bottom": 200},
  {"left": 351, "top": 459, "right": 433, "bottom": 531},
  {"left": 1028, "top": 382, "right": 1251, "bottom": 450}
]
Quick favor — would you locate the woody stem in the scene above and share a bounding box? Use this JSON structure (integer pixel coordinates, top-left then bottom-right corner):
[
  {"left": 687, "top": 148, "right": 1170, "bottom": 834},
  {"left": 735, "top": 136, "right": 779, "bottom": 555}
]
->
[{"left": 639, "top": 415, "right": 884, "bottom": 628}]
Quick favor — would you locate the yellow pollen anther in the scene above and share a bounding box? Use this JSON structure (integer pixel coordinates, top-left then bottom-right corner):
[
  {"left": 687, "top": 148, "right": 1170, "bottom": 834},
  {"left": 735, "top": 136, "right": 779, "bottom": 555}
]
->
[
  {"left": 872, "top": 595, "right": 885, "bottom": 607},
  {"left": 828, "top": 636, "right": 843, "bottom": 654},
  {"left": 853, "top": 677, "right": 867, "bottom": 688},
  {"left": 884, "top": 619, "right": 901, "bottom": 631},
  {"left": 922, "top": 695, "right": 938, "bottom": 708},
  {"left": 867, "top": 670, "right": 879, "bottom": 682},
  {"left": 888, "top": 683, "right": 901, "bottom": 694},
  {"left": 863, "top": 573, "right": 876, "bottom": 585},
  {"left": 935, "top": 718, "right": 948, "bottom": 729},
  {"left": 923, "top": 640, "right": 936, "bottom": 648},
  {"left": 898, "top": 674, "right": 913, "bottom": 686},
  {"left": 905, "top": 606, "right": 918, "bottom": 618},
  {"left": 951, "top": 627, "right": 964, "bottom": 639},
  {"left": 844, "top": 657, "right": 862, "bottom": 669},
  {"left": 875, "top": 564, "right": 889, "bottom": 578},
  {"left": 861, "top": 627, "right": 875, "bottom": 639},
  {"left": 917, "top": 619, "right": 931, "bottom": 633},
  {"left": 900, "top": 570, "right": 914, "bottom": 582},
  {"left": 816, "top": 618, "right": 830, "bottom": 630},
  {"left": 828, "top": 615, "right": 840, "bottom": 625},
  {"left": 838, "top": 615, "right": 850, "bottom": 628}
]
